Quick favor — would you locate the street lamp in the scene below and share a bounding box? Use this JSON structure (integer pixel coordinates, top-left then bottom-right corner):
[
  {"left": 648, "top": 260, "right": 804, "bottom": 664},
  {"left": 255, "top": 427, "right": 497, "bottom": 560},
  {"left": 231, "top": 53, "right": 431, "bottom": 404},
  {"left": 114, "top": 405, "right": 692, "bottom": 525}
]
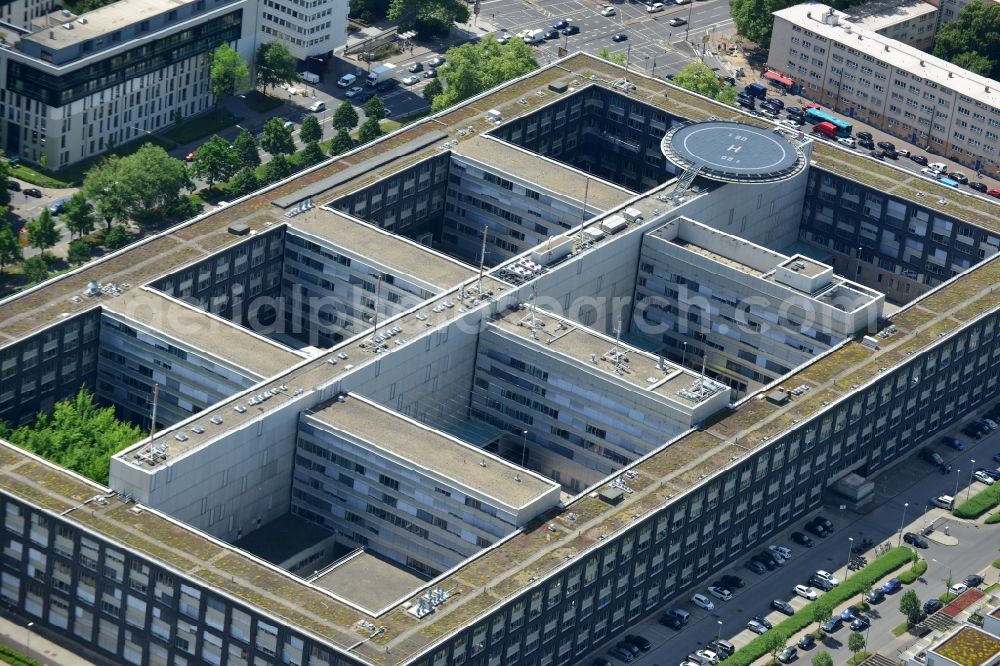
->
[
  {"left": 685, "top": 1, "right": 694, "bottom": 41},
  {"left": 845, "top": 537, "right": 854, "bottom": 580},
  {"left": 896, "top": 502, "right": 909, "bottom": 546},
  {"left": 25, "top": 622, "right": 33, "bottom": 663},
  {"left": 716, "top": 620, "right": 723, "bottom": 642},
  {"left": 682, "top": 341, "right": 688, "bottom": 367},
  {"left": 967, "top": 462, "right": 976, "bottom": 502},
  {"left": 954, "top": 468, "right": 961, "bottom": 499},
  {"left": 520, "top": 430, "right": 529, "bottom": 468}
]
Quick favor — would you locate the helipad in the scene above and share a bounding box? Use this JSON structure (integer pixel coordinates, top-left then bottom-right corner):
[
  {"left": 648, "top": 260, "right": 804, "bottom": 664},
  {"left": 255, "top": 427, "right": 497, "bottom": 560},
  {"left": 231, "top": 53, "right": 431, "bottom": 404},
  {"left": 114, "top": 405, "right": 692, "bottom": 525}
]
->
[{"left": 661, "top": 120, "right": 806, "bottom": 182}]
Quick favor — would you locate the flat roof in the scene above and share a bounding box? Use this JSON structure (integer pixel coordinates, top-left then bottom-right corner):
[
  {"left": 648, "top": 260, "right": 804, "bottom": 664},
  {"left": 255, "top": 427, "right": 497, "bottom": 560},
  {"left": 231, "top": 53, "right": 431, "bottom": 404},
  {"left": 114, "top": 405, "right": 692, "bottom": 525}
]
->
[
  {"left": 312, "top": 551, "right": 426, "bottom": 614},
  {"left": 668, "top": 237, "right": 768, "bottom": 277},
  {"left": 24, "top": 0, "right": 203, "bottom": 49},
  {"left": 663, "top": 121, "right": 805, "bottom": 182},
  {"left": 846, "top": 0, "right": 937, "bottom": 32},
  {"left": 489, "top": 308, "right": 726, "bottom": 406},
  {"left": 234, "top": 513, "right": 336, "bottom": 566},
  {"left": 103, "top": 288, "right": 304, "bottom": 379},
  {"left": 774, "top": 3, "right": 1000, "bottom": 110},
  {"left": 780, "top": 256, "right": 828, "bottom": 278},
  {"left": 933, "top": 626, "right": 1000, "bottom": 666},
  {"left": 453, "top": 134, "right": 632, "bottom": 212},
  {"left": 287, "top": 209, "right": 476, "bottom": 290},
  {"left": 307, "top": 394, "right": 559, "bottom": 508}
]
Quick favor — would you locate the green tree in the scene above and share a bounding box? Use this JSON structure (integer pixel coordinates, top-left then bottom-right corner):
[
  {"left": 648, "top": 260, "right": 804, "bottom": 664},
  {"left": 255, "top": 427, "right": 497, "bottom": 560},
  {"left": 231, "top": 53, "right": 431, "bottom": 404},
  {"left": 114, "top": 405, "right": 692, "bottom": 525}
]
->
[
  {"left": 423, "top": 77, "right": 443, "bottom": 103},
  {"left": 299, "top": 141, "right": 325, "bottom": 166},
  {"left": 332, "top": 101, "right": 359, "bottom": 131},
  {"left": 812, "top": 598, "right": 834, "bottom": 633},
  {"left": 763, "top": 631, "right": 785, "bottom": 662},
  {"left": 300, "top": 115, "right": 322, "bottom": 144},
  {"left": 329, "top": 128, "right": 355, "bottom": 156},
  {"left": 67, "top": 239, "right": 92, "bottom": 265},
  {"left": 229, "top": 167, "right": 260, "bottom": 196},
  {"left": 596, "top": 47, "right": 627, "bottom": 67},
  {"left": 105, "top": 225, "right": 131, "bottom": 250},
  {"left": 363, "top": 95, "right": 387, "bottom": 121},
  {"left": 0, "top": 160, "right": 12, "bottom": 208},
  {"left": 812, "top": 652, "right": 834, "bottom": 666},
  {"left": 21, "top": 255, "right": 48, "bottom": 283},
  {"left": 730, "top": 0, "right": 777, "bottom": 45},
  {"left": 350, "top": 0, "right": 391, "bottom": 23},
  {"left": 387, "top": 0, "right": 468, "bottom": 32},
  {"left": 62, "top": 192, "right": 95, "bottom": 239},
  {"left": 192, "top": 135, "right": 240, "bottom": 189},
  {"left": 27, "top": 208, "right": 61, "bottom": 253},
  {"left": 933, "top": 0, "right": 1000, "bottom": 79},
  {"left": 431, "top": 39, "right": 538, "bottom": 112},
  {"left": 0, "top": 388, "right": 144, "bottom": 484},
  {"left": 672, "top": 62, "right": 724, "bottom": 98},
  {"left": 233, "top": 128, "right": 261, "bottom": 170},
  {"left": 899, "top": 589, "right": 922, "bottom": 625},
  {"left": 260, "top": 117, "right": 296, "bottom": 156},
  {"left": 716, "top": 85, "right": 739, "bottom": 107},
  {"left": 83, "top": 145, "right": 191, "bottom": 224},
  {"left": 210, "top": 44, "right": 249, "bottom": 107},
  {"left": 357, "top": 117, "right": 383, "bottom": 144},
  {"left": 255, "top": 42, "right": 299, "bottom": 95},
  {"left": 0, "top": 221, "right": 22, "bottom": 274},
  {"left": 261, "top": 153, "right": 292, "bottom": 184},
  {"left": 848, "top": 631, "right": 866, "bottom": 659}
]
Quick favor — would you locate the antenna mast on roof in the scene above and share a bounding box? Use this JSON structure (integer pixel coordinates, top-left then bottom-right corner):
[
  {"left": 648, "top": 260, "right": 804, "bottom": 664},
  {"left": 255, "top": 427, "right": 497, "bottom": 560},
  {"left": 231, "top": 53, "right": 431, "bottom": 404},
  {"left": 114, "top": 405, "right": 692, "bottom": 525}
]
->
[
  {"left": 530, "top": 286, "right": 538, "bottom": 338},
  {"left": 477, "top": 225, "right": 488, "bottom": 293},
  {"left": 148, "top": 383, "right": 159, "bottom": 461},
  {"left": 577, "top": 176, "right": 591, "bottom": 248},
  {"left": 699, "top": 352, "right": 708, "bottom": 397},
  {"left": 373, "top": 274, "right": 382, "bottom": 338}
]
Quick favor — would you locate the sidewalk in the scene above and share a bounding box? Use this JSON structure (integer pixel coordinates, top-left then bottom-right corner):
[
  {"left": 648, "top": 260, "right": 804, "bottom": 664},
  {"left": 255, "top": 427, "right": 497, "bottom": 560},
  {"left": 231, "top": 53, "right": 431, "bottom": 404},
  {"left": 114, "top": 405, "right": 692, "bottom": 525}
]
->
[{"left": 0, "top": 613, "right": 98, "bottom": 666}]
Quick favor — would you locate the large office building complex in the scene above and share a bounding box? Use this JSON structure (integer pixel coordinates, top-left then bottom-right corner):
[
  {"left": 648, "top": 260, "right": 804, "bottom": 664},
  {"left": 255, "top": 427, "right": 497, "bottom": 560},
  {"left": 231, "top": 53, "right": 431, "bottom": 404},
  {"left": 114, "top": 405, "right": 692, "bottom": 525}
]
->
[
  {"left": 2, "top": 52, "right": 1000, "bottom": 666},
  {"left": 769, "top": 2, "right": 1000, "bottom": 177}
]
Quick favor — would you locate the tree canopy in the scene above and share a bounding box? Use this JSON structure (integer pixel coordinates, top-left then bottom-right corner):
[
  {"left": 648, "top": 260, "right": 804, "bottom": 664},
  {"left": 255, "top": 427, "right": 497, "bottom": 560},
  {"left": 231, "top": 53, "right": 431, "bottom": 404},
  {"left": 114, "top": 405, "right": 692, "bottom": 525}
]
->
[
  {"left": 105, "top": 225, "right": 132, "bottom": 250},
  {"left": 431, "top": 38, "right": 538, "bottom": 112},
  {"left": 357, "top": 117, "right": 384, "bottom": 144},
  {"left": 0, "top": 388, "right": 144, "bottom": 484},
  {"left": 82, "top": 145, "right": 191, "bottom": 224},
  {"left": 730, "top": 0, "right": 776, "bottom": 45},
  {"left": 933, "top": 0, "right": 1000, "bottom": 79},
  {"left": 210, "top": 44, "right": 249, "bottom": 105},
  {"left": 67, "top": 239, "right": 92, "bottom": 265},
  {"left": 363, "top": 95, "right": 387, "bottom": 121},
  {"left": 848, "top": 631, "right": 866, "bottom": 658},
  {"left": 812, "top": 652, "right": 834, "bottom": 666},
  {"left": 63, "top": 192, "right": 96, "bottom": 239},
  {"left": 332, "top": 101, "right": 359, "bottom": 131},
  {"left": 0, "top": 220, "right": 22, "bottom": 274},
  {"left": 229, "top": 167, "right": 260, "bottom": 196},
  {"left": 423, "top": 78, "right": 443, "bottom": 103},
  {"left": 899, "top": 589, "right": 922, "bottom": 625},
  {"left": 22, "top": 255, "right": 48, "bottom": 283},
  {"left": 0, "top": 161, "right": 11, "bottom": 208},
  {"left": 27, "top": 208, "right": 61, "bottom": 252},
  {"left": 233, "top": 128, "right": 261, "bottom": 169},
  {"left": 255, "top": 42, "right": 299, "bottom": 94},
  {"left": 388, "top": 0, "right": 469, "bottom": 33},
  {"left": 596, "top": 47, "right": 627, "bottom": 67},
  {"left": 300, "top": 115, "right": 322, "bottom": 144},
  {"left": 260, "top": 118, "right": 296, "bottom": 156},
  {"left": 350, "top": 0, "right": 391, "bottom": 24},
  {"left": 330, "top": 128, "right": 355, "bottom": 156},
  {"left": 261, "top": 153, "right": 292, "bottom": 184},
  {"left": 299, "top": 141, "right": 325, "bottom": 166},
  {"left": 192, "top": 135, "right": 240, "bottom": 189},
  {"left": 670, "top": 63, "right": 739, "bottom": 107}
]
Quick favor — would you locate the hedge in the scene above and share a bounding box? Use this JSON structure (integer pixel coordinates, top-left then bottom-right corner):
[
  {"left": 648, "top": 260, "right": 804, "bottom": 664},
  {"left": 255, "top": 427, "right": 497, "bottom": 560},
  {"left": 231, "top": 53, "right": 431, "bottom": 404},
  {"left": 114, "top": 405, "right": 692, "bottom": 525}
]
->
[
  {"left": 0, "top": 645, "right": 41, "bottom": 666},
  {"left": 720, "top": 548, "right": 917, "bottom": 666},
  {"left": 953, "top": 483, "right": 1000, "bottom": 519},
  {"left": 897, "top": 559, "right": 928, "bottom": 584},
  {"left": 985, "top": 511, "right": 1000, "bottom": 524}
]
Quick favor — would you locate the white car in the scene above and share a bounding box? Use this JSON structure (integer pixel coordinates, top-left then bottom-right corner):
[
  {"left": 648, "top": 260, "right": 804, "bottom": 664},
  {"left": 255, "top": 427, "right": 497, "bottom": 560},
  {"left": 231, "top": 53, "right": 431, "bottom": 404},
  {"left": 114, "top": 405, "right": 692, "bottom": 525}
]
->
[
  {"left": 928, "top": 162, "right": 948, "bottom": 173},
  {"left": 691, "top": 593, "right": 715, "bottom": 610},
  {"left": 646, "top": 2, "right": 664, "bottom": 11},
  {"left": 401, "top": 75, "right": 420, "bottom": 85},
  {"left": 814, "top": 570, "right": 839, "bottom": 586},
  {"left": 770, "top": 545, "right": 792, "bottom": 559},
  {"left": 950, "top": 583, "right": 968, "bottom": 596},
  {"left": 497, "top": 32, "right": 511, "bottom": 44},
  {"left": 696, "top": 650, "right": 720, "bottom": 665},
  {"left": 984, "top": 418, "right": 999, "bottom": 430},
  {"left": 975, "top": 470, "right": 996, "bottom": 485},
  {"left": 600, "top": 4, "right": 616, "bottom": 15},
  {"left": 707, "top": 586, "right": 732, "bottom": 601},
  {"left": 747, "top": 619, "right": 769, "bottom": 634},
  {"left": 838, "top": 137, "right": 856, "bottom": 148},
  {"left": 794, "top": 584, "right": 818, "bottom": 600},
  {"left": 345, "top": 86, "right": 364, "bottom": 98},
  {"left": 921, "top": 167, "right": 943, "bottom": 177}
]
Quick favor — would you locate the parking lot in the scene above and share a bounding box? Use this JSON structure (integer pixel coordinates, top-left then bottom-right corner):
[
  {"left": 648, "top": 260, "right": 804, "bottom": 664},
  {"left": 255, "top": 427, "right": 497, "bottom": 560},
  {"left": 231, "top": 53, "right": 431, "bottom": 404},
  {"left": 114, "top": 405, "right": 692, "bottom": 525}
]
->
[{"left": 586, "top": 409, "right": 1000, "bottom": 666}]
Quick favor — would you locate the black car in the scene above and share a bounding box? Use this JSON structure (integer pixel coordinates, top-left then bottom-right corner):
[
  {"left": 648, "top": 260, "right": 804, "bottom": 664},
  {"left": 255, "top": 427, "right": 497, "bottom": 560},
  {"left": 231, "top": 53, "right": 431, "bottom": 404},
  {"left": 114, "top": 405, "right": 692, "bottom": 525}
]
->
[
  {"left": 611, "top": 33, "right": 627, "bottom": 42},
  {"left": 772, "top": 599, "right": 795, "bottom": 615},
  {"left": 911, "top": 154, "right": 929, "bottom": 166},
  {"left": 821, "top": 616, "right": 843, "bottom": 633},
  {"left": 738, "top": 99, "right": 756, "bottom": 110},
  {"left": 965, "top": 574, "right": 984, "bottom": 587},
  {"left": 868, "top": 588, "right": 885, "bottom": 604},
  {"left": 7, "top": 180, "right": 19, "bottom": 192},
  {"left": 798, "top": 634, "right": 816, "bottom": 650},
  {"left": 859, "top": 138, "right": 875, "bottom": 149},
  {"left": 791, "top": 531, "right": 814, "bottom": 547},
  {"left": 562, "top": 25, "right": 580, "bottom": 35},
  {"left": 752, "top": 615, "right": 773, "bottom": 630},
  {"left": 721, "top": 574, "right": 745, "bottom": 589},
  {"left": 755, "top": 554, "right": 777, "bottom": 571},
  {"left": 804, "top": 521, "right": 826, "bottom": 537},
  {"left": 869, "top": 150, "right": 884, "bottom": 160},
  {"left": 883, "top": 149, "right": 898, "bottom": 159},
  {"left": 625, "top": 635, "right": 650, "bottom": 651},
  {"left": 817, "top": 517, "right": 833, "bottom": 531},
  {"left": 593, "top": 660, "right": 612, "bottom": 666},
  {"left": 24, "top": 188, "right": 42, "bottom": 198},
  {"left": 709, "top": 640, "right": 736, "bottom": 658},
  {"left": 856, "top": 131, "right": 873, "bottom": 141},
  {"left": 659, "top": 614, "right": 683, "bottom": 630},
  {"left": 851, "top": 616, "right": 871, "bottom": 631},
  {"left": 746, "top": 559, "right": 767, "bottom": 574},
  {"left": 903, "top": 532, "right": 929, "bottom": 548},
  {"left": 924, "top": 598, "right": 944, "bottom": 614},
  {"left": 971, "top": 181, "right": 989, "bottom": 193},
  {"left": 544, "top": 29, "right": 560, "bottom": 39},
  {"left": 786, "top": 107, "right": 803, "bottom": 116},
  {"left": 758, "top": 551, "right": 780, "bottom": 567},
  {"left": 877, "top": 141, "right": 895, "bottom": 151},
  {"left": 408, "top": 62, "right": 423, "bottom": 73},
  {"left": 427, "top": 56, "right": 446, "bottom": 67},
  {"left": 766, "top": 99, "right": 785, "bottom": 110},
  {"left": 423, "top": 69, "right": 437, "bottom": 79},
  {"left": 810, "top": 575, "right": 835, "bottom": 592}
]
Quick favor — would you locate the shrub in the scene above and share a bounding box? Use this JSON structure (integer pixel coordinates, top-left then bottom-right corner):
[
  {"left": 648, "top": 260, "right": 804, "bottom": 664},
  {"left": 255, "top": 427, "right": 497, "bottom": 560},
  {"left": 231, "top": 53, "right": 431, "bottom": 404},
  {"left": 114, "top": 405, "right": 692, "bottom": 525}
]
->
[
  {"left": 953, "top": 483, "right": 1000, "bottom": 518},
  {"left": 0, "top": 644, "right": 41, "bottom": 666},
  {"left": 721, "top": 548, "right": 916, "bottom": 666},
  {"left": 897, "top": 559, "right": 928, "bottom": 584},
  {"left": 993, "top": 556, "right": 1000, "bottom": 570},
  {"left": 985, "top": 510, "right": 1000, "bottom": 524}
]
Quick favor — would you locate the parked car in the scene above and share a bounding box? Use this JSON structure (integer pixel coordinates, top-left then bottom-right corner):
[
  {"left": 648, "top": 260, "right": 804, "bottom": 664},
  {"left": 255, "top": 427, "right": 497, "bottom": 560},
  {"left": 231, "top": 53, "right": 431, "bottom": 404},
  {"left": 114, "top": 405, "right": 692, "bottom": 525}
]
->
[
  {"left": 877, "top": 141, "right": 895, "bottom": 151},
  {"left": 427, "top": 56, "right": 446, "bottom": 67},
  {"left": 814, "top": 570, "right": 839, "bottom": 586},
  {"left": 974, "top": 470, "right": 996, "bottom": 485},
  {"left": 840, "top": 605, "right": 861, "bottom": 621},
  {"left": 798, "top": 634, "right": 816, "bottom": 650},
  {"left": 608, "top": 644, "right": 634, "bottom": 662},
  {"left": 645, "top": 2, "right": 664, "bottom": 12},
  {"left": 7, "top": 180, "right": 19, "bottom": 192},
  {"left": 553, "top": 18, "right": 569, "bottom": 29},
  {"left": 691, "top": 593, "right": 715, "bottom": 610},
  {"left": 345, "top": 86, "right": 364, "bottom": 98},
  {"left": 709, "top": 640, "right": 735, "bottom": 658},
  {"left": 707, "top": 586, "right": 732, "bottom": 601},
  {"left": 562, "top": 25, "right": 579, "bottom": 35},
  {"left": 659, "top": 614, "right": 683, "bottom": 630},
  {"left": 910, "top": 154, "right": 928, "bottom": 166},
  {"left": 904, "top": 532, "right": 929, "bottom": 548},
  {"left": 791, "top": 532, "right": 814, "bottom": 547},
  {"left": 423, "top": 69, "right": 437, "bottom": 79},
  {"left": 617, "top": 641, "right": 640, "bottom": 658},
  {"left": 856, "top": 131, "right": 873, "bottom": 141},
  {"left": 47, "top": 197, "right": 71, "bottom": 215},
  {"left": 838, "top": 137, "right": 857, "bottom": 148},
  {"left": 810, "top": 576, "right": 835, "bottom": 592},
  {"left": 695, "top": 649, "right": 720, "bottom": 665},
  {"left": 752, "top": 616, "right": 773, "bottom": 630},
  {"left": 950, "top": 583, "right": 969, "bottom": 596},
  {"left": 721, "top": 574, "right": 745, "bottom": 589},
  {"left": 821, "top": 616, "right": 843, "bottom": 633},
  {"left": 24, "top": 188, "right": 43, "bottom": 198},
  {"left": 794, "top": 585, "right": 818, "bottom": 600},
  {"left": 543, "top": 29, "right": 560, "bottom": 39},
  {"left": 924, "top": 599, "right": 944, "bottom": 614},
  {"left": 965, "top": 574, "right": 984, "bottom": 587},
  {"left": 851, "top": 616, "right": 870, "bottom": 631},
  {"left": 940, "top": 436, "right": 964, "bottom": 450},
  {"left": 977, "top": 467, "right": 1000, "bottom": 481},
  {"left": 950, "top": 172, "right": 969, "bottom": 184},
  {"left": 867, "top": 588, "right": 885, "bottom": 604},
  {"left": 600, "top": 5, "right": 616, "bottom": 15},
  {"left": 970, "top": 181, "right": 989, "bottom": 193},
  {"left": 770, "top": 545, "right": 792, "bottom": 559},
  {"left": 747, "top": 619, "right": 769, "bottom": 634},
  {"left": 611, "top": 33, "right": 628, "bottom": 42},
  {"left": 624, "top": 635, "right": 650, "bottom": 651},
  {"left": 758, "top": 551, "right": 781, "bottom": 568},
  {"left": 882, "top": 578, "right": 902, "bottom": 593},
  {"left": 746, "top": 559, "right": 767, "bottom": 574},
  {"left": 778, "top": 647, "right": 798, "bottom": 664},
  {"left": 773, "top": 599, "right": 795, "bottom": 615}
]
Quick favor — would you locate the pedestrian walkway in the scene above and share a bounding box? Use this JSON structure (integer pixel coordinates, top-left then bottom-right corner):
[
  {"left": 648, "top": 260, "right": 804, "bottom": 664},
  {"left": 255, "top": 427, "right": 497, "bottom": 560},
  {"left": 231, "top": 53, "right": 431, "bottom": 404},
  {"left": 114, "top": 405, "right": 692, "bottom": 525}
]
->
[{"left": 0, "top": 612, "right": 99, "bottom": 666}]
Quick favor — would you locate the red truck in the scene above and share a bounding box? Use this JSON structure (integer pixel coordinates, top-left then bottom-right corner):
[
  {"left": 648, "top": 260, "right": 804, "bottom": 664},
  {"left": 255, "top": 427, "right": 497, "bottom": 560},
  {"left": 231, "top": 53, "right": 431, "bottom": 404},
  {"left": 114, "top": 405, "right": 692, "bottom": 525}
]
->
[{"left": 812, "top": 121, "right": 837, "bottom": 139}]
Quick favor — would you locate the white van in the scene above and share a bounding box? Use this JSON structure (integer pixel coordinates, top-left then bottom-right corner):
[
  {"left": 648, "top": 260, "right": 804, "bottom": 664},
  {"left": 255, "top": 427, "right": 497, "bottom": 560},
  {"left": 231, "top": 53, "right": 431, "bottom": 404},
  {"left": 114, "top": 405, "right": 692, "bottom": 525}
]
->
[
  {"left": 301, "top": 71, "right": 320, "bottom": 84},
  {"left": 928, "top": 162, "right": 948, "bottom": 174},
  {"left": 337, "top": 73, "right": 357, "bottom": 88},
  {"left": 524, "top": 29, "right": 545, "bottom": 44}
]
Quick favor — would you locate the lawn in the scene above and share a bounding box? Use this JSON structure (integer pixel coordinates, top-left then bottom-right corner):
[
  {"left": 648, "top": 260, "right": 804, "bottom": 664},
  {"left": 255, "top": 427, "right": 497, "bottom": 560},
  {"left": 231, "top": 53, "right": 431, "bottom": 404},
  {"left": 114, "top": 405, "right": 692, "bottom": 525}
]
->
[
  {"left": 10, "top": 163, "right": 72, "bottom": 189},
  {"left": 240, "top": 91, "right": 284, "bottom": 114},
  {"left": 892, "top": 620, "right": 910, "bottom": 637},
  {"left": 165, "top": 109, "right": 243, "bottom": 146}
]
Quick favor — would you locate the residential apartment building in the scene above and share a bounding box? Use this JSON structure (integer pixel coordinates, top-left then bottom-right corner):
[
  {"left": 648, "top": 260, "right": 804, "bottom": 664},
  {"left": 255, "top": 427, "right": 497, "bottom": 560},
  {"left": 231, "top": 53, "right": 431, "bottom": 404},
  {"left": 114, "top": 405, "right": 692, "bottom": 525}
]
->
[
  {"left": 846, "top": 0, "right": 939, "bottom": 49},
  {"left": 769, "top": 2, "right": 1000, "bottom": 176}
]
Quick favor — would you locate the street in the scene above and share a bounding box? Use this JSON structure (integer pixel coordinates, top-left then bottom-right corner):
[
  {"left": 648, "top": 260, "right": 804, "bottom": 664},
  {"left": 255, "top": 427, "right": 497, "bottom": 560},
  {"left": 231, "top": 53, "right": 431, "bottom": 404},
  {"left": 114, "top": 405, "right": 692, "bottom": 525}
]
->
[{"left": 586, "top": 409, "right": 1000, "bottom": 666}]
